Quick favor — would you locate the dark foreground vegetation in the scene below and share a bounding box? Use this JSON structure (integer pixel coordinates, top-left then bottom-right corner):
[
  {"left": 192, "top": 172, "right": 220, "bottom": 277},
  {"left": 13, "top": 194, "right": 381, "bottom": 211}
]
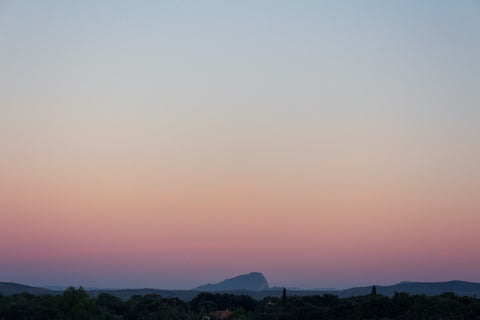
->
[{"left": 1, "top": 286, "right": 480, "bottom": 320}]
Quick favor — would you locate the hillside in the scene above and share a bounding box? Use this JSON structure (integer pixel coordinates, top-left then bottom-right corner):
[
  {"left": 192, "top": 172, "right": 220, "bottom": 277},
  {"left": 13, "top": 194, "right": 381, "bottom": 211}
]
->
[
  {"left": 337, "top": 280, "right": 480, "bottom": 298},
  {"left": 2, "top": 279, "right": 480, "bottom": 301},
  {"left": 87, "top": 288, "right": 198, "bottom": 301},
  {"left": 194, "top": 272, "right": 269, "bottom": 292},
  {"left": 0, "top": 282, "right": 58, "bottom": 296}
]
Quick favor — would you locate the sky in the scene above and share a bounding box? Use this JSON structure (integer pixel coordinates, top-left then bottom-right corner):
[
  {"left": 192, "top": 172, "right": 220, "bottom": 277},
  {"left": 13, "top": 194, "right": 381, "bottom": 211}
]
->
[{"left": 0, "top": 1, "right": 479, "bottom": 290}]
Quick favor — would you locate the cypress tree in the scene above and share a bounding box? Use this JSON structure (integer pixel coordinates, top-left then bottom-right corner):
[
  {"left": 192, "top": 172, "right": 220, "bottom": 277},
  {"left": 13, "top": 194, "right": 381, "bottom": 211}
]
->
[{"left": 281, "top": 288, "right": 287, "bottom": 310}]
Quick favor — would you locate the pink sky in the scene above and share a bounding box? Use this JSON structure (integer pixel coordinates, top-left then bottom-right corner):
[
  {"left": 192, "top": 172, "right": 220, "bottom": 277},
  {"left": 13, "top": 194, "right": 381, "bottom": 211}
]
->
[{"left": 1, "top": 1, "right": 479, "bottom": 289}]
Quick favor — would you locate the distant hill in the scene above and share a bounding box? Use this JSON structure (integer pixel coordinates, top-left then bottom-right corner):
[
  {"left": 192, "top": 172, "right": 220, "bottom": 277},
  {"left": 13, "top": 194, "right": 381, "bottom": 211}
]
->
[
  {"left": 194, "top": 272, "right": 269, "bottom": 292},
  {"left": 336, "top": 280, "right": 480, "bottom": 298},
  {"left": 199, "top": 281, "right": 480, "bottom": 300},
  {"left": 2, "top": 279, "right": 480, "bottom": 301},
  {"left": 0, "top": 282, "right": 59, "bottom": 296},
  {"left": 87, "top": 288, "right": 198, "bottom": 301},
  {"left": 190, "top": 280, "right": 480, "bottom": 299},
  {"left": 0, "top": 282, "right": 197, "bottom": 301}
]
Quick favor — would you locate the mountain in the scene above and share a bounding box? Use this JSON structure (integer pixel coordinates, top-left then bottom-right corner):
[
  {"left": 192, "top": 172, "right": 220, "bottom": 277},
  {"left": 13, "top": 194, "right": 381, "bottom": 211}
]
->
[
  {"left": 336, "top": 280, "right": 480, "bottom": 298},
  {"left": 194, "top": 272, "right": 269, "bottom": 292},
  {"left": 0, "top": 282, "right": 59, "bottom": 296},
  {"left": 3, "top": 279, "right": 480, "bottom": 301}
]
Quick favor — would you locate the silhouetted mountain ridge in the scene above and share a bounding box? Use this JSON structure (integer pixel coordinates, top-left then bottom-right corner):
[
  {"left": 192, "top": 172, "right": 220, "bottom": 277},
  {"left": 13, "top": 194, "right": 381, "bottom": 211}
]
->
[
  {"left": 2, "top": 278, "right": 480, "bottom": 301},
  {"left": 0, "top": 282, "right": 58, "bottom": 296},
  {"left": 194, "top": 272, "right": 269, "bottom": 292},
  {"left": 339, "top": 280, "right": 480, "bottom": 298}
]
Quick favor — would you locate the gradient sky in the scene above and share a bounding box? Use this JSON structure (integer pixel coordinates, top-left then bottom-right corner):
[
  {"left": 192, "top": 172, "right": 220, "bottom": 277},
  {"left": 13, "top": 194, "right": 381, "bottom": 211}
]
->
[{"left": 1, "top": 1, "right": 479, "bottom": 290}]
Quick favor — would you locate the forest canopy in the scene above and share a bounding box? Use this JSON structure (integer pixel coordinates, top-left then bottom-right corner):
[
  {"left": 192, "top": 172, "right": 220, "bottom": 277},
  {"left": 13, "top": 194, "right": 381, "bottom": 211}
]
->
[{"left": 1, "top": 286, "right": 480, "bottom": 319}]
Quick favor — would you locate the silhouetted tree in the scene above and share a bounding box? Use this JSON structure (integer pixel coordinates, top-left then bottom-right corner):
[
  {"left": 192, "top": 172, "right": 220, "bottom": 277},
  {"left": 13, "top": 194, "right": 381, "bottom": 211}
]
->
[
  {"left": 61, "top": 286, "right": 96, "bottom": 320},
  {"left": 2, "top": 285, "right": 480, "bottom": 320},
  {"left": 281, "top": 288, "right": 288, "bottom": 310}
]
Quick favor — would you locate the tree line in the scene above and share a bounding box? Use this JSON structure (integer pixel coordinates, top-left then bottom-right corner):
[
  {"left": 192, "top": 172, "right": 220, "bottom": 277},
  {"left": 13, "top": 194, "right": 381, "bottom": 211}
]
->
[{"left": 1, "top": 286, "right": 480, "bottom": 319}]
